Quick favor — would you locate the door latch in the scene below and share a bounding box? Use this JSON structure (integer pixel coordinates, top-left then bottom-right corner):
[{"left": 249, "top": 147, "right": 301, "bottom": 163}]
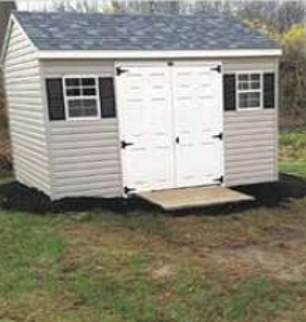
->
[
  {"left": 121, "top": 140, "right": 134, "bottom": 149},
  {"left": 116, "top": 67, "right": 129, "bottom": 76},
  {"left": 213, "top": 176, "right": 224, "bottom": 184},
  {"left": 124, "top": 186, "right": 136, "bottom": 195},
  {"left": 212, "top": 132, "right": 223, "bottom": 140},
  {"left": 211, "top": 65, "right": 222, "bottom": 73}
]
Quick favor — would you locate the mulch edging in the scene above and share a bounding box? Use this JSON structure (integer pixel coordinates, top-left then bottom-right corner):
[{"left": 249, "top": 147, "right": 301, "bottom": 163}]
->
[{"left": 0, "top": 174, "right": 306, "bottom": 215}]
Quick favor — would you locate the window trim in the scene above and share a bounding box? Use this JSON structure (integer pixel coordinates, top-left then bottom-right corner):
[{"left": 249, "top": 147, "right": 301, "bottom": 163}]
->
[
  {"left": 63, "top": 75, "right": 101, "bottom": 121},
  {"left": 235, "top": 71, "right": 263, "bottom": 112}
]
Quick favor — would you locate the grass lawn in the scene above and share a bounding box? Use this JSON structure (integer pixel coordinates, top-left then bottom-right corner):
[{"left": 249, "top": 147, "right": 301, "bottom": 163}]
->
[
  {"left": 279, "top": 130, "right": 306, "bottom": 178},
  {"left": 0, "top": 201, "right": 305, "bottom": 322},
  {"left": 0, "top": 131, "right": 305, "bottom": 322},
  {"left": 280, "top": 161, "right": 306, "bottom": 178}
]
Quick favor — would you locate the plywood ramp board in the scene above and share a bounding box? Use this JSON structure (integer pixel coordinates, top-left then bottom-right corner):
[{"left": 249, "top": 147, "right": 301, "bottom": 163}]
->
[{"left": 137, "top": 186, "right": 255, "bottom": 210}]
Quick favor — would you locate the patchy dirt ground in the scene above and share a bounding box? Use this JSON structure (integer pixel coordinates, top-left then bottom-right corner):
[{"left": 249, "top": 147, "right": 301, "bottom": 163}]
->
[
  {"left": 56, "top": 193, "right": 306, "bottom": 285},
  {"left": 203, "top": 240, "right": 306, "bottom": 282},
  {"left": 0, "top": 174, "right": 305, "bottom": 322},
  {"left": 155, "top": 214, "right": 306, "bottom": 282}
]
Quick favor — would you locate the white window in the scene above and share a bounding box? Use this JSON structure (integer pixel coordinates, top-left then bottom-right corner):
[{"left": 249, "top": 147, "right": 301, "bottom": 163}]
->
[
  {"left": 63, "top": 76, "right": 100, "bottom": 120},
  {"left": 237, "top": 73, "right": 262, "bottom": 110}
]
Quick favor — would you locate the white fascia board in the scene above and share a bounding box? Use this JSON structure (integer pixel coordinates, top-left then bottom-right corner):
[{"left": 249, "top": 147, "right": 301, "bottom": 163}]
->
[{"left": 38, "top": 49, "right": 282, "bottom": 60}]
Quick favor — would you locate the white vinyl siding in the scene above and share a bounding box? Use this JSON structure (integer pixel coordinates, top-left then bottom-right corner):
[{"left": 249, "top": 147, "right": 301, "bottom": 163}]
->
[
  {"left": 223, "top": 58, "right": 279, "bottom": 186},
  {"left": 47, "top": 120, "right": 122, "bottom": 199},
  {"left": 3, "top": 22, "right": 51, "bottom": 195},
  {"left": 41, "top": 60, "right": 122, "bottom": 199},
  {"left": 224, "top": 110, "right": 278, "bottom": 186}
]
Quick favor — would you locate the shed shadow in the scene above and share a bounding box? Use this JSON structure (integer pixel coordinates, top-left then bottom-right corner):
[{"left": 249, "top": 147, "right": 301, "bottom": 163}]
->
[{"left": 0, "top": 174, "right": 305, "bottom": 215}]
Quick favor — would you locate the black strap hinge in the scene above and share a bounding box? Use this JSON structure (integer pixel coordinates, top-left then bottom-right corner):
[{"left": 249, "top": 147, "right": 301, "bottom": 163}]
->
[
  {"left": 124, "top": 186, "right": 136, "bottom": 195},
  {"left": 211, "top": 65, "right": 222, "bottom": 73},
  {"left": 116, "top": 67, "right": 128, "bottom": 76},
  {"left": 214, "top": 176, "right": 224, "bottom": 184},
  {"left": 121, "top": 140, "right": 134, "bottom": 149},
  {"left": 212, "top": 132, "right": 223, "bottom": 140}
]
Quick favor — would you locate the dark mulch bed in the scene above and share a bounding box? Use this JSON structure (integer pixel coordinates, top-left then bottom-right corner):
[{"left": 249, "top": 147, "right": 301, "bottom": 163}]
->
[{"left": 0, "top": 174, "right": 306, "bottom": 215}]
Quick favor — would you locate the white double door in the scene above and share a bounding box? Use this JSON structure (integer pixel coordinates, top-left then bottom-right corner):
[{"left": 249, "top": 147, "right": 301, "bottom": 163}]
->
[{"left": 116, "top": 61, "right": 223, "bottom": 193}]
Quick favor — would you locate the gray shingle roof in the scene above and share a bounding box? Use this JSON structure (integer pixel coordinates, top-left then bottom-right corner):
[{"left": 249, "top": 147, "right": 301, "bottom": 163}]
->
[{"left": 14, "top": 11, "right": 279, "bottom": 51}]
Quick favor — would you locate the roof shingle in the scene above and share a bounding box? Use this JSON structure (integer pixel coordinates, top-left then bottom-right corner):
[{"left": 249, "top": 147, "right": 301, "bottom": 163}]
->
[{"left": 14, "top": 11, "right": 279, "bottom": 51}]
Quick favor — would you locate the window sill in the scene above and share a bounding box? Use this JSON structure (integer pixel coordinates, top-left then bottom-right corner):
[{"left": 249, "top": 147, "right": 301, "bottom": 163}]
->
[
  {"left": 236, "top": 107, "right": 262, "bottom": 112},
  {"left": 66, "top": 116, "right": 101, "bottom": 121}
]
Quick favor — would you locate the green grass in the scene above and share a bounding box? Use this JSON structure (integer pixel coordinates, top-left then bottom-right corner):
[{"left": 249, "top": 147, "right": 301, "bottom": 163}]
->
[
  {"left": 0, "top": 206, "right": 305, "bottom": 322},
  {"left": 280, "top": 161, "right": 306, "bottom": 178},
  {"left": 0, "top": 213, "right": 64, "bottom": 298},
  {"left": 280, "top": 130, "right": 306, "bottom": 178},
  {"left": 279, "top": 130, "right": 306, "bottom": 150}
]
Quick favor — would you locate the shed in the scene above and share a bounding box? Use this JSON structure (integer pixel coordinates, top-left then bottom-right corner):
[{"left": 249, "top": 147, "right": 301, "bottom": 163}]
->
[{"left": 1, "top": 11, "right": 282, "bottom": 201}]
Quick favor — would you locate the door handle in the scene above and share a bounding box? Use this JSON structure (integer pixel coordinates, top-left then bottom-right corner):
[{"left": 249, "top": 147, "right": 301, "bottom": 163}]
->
[{"left": 175, "top": 137, "right": 180, "bottom": 144}]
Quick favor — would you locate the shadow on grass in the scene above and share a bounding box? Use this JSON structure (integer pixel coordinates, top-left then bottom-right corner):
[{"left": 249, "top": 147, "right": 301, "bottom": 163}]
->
[{"left": 0, "top": 174, "right": 306, "bottom": 215}]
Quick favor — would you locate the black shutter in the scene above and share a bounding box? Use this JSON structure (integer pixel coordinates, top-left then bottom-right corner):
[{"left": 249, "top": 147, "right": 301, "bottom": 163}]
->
[
  {"left": 263, "top": 73, "right": 275, "bottom": 109},
  {"left": 46, "top": 78, "right": 65, "bottom": 121},
  {"left": 99, "top": 77, "right": 116, "bottom": 118},
  {"left": 223, "top": 74, "right": 236, "bottom": 111}
]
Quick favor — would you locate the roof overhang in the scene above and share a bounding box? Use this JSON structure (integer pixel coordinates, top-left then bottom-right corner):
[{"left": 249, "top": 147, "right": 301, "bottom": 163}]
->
[{"left": 38, "top": 48, "right": 282, "bottom": 60}]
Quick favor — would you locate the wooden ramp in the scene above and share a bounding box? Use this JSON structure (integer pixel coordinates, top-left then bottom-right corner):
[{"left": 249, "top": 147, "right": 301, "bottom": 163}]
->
[{"left": 137, "top": 186, "right": 255, "bottom": 210}]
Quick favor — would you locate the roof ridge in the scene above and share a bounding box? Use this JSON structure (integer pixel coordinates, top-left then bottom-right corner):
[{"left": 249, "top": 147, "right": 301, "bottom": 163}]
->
[{"left": 14, "top": 10, "right": 227, "bottom": 18}]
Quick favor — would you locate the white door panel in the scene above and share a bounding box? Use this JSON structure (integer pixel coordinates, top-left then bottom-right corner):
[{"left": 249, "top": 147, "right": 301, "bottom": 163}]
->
[
  {"left": 173, "top": 63, "right": 223, "bottom": 187},
  {"left": 116, "top": 63, "right": 174, "bottom": 192}
]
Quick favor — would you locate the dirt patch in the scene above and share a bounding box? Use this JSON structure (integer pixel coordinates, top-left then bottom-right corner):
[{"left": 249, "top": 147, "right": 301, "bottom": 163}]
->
[
  {"left": 201, "top": 238, "right": 306, "bottom": 282},
  {"left": 57, "top": 221, "right": 152, "bottom": 277},
  {"left": 151, "top": 265, "right": 175, "bottom": 281},
  {"left": 261, "top": 226, "right": 305, "bottom": 242},
  {"left": 59, "top": 216, "right": 306, "bottom": 284},
  {"left": 0, "top": 290, "right": 84, "bottom": 322},
  {"left": 156, "top": 214, "right": 306, "bottom": 282}
]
